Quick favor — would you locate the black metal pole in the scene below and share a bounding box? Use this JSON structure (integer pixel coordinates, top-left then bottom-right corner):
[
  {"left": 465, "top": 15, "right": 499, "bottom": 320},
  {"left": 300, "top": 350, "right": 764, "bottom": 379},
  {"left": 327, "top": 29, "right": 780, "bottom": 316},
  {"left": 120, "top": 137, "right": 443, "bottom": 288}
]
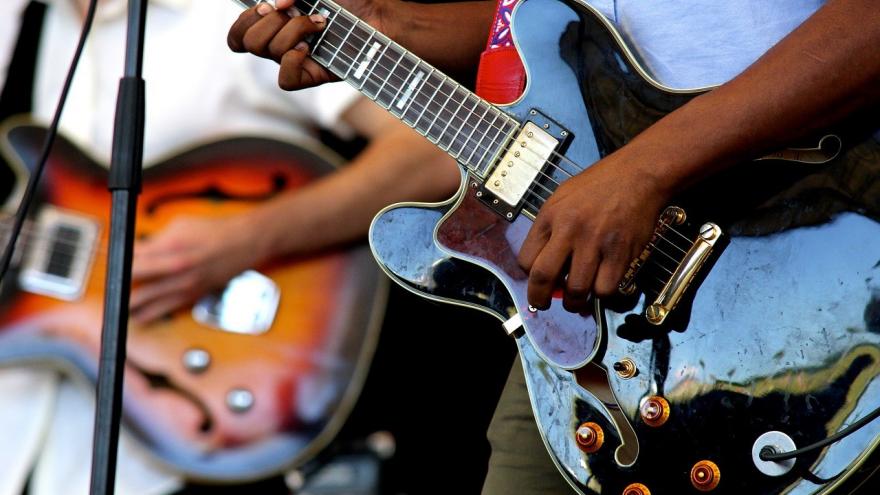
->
[{"left": 89, "top": 1, "right": 147, "bottom": 493}]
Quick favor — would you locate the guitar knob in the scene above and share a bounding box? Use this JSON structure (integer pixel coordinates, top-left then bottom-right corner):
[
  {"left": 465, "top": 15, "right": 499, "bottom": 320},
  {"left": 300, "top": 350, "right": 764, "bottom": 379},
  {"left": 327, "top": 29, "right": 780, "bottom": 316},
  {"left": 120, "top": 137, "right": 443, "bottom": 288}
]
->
[
  {"left": 690, "top": 460, "right": 721, "bottom": 491},
  {"left": 182, "top": 348, "right": 211, "bottom": 374},
  {"left": 575, "top": 422, "right": 604, "bottom": 453},
  {"left": 623, "top": 482, "right": 650, "bottom": 495},
  {"left": 226, "top": 388, "right": 255, "bottom": 414},
  {"left": 640, "top": 396, "right": 670, "bottom": 427}
]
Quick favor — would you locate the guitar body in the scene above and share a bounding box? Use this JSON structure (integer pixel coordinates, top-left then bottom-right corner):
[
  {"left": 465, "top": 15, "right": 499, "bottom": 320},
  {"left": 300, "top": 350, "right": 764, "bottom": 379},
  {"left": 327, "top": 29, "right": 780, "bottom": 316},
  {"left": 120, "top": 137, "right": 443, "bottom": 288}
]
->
[
  {"left": 0, "top": 123, "right": 387, "bottom": 481},
  {"left": 371, "top": 0, "right": 880, "bottom": 492}
]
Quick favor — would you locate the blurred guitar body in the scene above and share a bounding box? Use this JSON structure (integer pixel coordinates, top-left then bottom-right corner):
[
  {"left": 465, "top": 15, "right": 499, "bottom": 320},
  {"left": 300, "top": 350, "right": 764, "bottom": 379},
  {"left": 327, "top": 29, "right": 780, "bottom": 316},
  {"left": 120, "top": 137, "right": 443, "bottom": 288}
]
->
[{"left": 0, "top": 121, "right": 386, "bottom": 482}]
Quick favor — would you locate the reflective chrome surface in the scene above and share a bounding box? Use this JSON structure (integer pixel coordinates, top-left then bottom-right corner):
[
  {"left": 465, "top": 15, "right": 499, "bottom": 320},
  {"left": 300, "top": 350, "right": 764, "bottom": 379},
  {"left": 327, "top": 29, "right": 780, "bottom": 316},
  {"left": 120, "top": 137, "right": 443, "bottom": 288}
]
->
[{"left": 191, "top": 270, "right": 280, "bottom": 335}]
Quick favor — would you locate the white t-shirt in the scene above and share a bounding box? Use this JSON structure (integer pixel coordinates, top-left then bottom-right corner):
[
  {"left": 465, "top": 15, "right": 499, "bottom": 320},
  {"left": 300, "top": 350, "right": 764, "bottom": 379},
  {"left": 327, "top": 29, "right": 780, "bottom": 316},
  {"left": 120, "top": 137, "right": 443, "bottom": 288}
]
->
[
  {"left": 587, "top": 0, "right": 825, "bottom": 89},
  {"left": 0, "top": 1, "right": 361, "bottom": 494},
  {"left": 3, "top": 0, "right": 361, "bottom": 166}
]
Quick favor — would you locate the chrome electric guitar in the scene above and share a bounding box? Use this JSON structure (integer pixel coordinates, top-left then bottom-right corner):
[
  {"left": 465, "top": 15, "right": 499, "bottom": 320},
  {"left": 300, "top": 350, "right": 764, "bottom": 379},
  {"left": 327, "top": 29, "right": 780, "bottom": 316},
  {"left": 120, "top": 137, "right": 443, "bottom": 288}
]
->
[
  {"left": 234, "top": 0, "right": 880, "bottom": 493},
  {"left": 0, "top": 120, "right": 387, "bottom": 481}
]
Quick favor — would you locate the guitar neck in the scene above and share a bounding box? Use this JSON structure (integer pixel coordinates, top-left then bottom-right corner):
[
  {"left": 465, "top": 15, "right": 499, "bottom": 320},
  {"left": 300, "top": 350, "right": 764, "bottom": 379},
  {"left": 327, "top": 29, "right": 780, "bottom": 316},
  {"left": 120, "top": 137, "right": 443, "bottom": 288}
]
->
[{"left": 258, "top": 0, "right": 520, "bottom": 177}]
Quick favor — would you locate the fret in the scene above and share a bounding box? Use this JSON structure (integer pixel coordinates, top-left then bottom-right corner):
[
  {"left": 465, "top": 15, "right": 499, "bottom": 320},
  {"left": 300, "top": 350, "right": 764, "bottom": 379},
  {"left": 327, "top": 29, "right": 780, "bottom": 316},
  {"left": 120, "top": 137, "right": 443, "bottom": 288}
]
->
[
  {"left": 327, "top": 16, "right": 359, "bottom": 69},
  {"left": 476, "top": 114, "right": 515, "bottom": 175},
  {"left": 321, "top": 14, "right": 364, "bottom": 76},
  {"left": 436, "top": 85, "right": 469, "bottom": 152},
  {"left": 352, "top": 38, "right": 381, "bottom": 81},
  {"left": 423, "top": 79, "right": 458, "bottom": 145},
  {"left": 290, "top": 0, "right": 523, "bottom": 176},
  {"left": 342, "top": 30, "right": 372, "bottom": 80},
  {"left": 388, "top": 58, "right": 422, "bottom": 117},
  {"left": 449, "top": 96, "right": 483, "bottom": 159},
  {"left": 412, "top": 72, "right": 445, "bottom": 132},
  {"left": 383, "top": 55, "right": 417, "bottom": 117},
  {"left": 372, "top": 50, "right": 406, "bottom": 109},
  {"left": 459, "top": 102, "right": 492, "bottom": 165},
  {"left": 466, "top": 109, "right": 501, "bottom": 167},
  {"left": 358, "top": 41, "right": 389, "bottom": 92},
  {"left": 401, "top": 66, "right": 433, "bottom": 125},
  {"left": 309, "top": 2, "right": 340, "bottom": 57}
]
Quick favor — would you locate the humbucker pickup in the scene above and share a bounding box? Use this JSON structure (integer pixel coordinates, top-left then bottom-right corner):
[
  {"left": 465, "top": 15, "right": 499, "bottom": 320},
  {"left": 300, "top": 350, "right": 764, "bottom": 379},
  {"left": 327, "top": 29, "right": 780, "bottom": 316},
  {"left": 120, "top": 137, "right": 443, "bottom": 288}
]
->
[{"left": 484, "top": 122, "right": 559, "bottom": 207}]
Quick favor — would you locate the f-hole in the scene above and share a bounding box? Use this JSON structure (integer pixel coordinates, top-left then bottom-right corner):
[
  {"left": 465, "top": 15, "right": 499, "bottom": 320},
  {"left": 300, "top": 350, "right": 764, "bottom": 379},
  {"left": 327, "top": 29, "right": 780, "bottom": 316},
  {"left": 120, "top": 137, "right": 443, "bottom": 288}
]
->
[{"left": 577, "top": 362, "right": 639, "bottom": 466}]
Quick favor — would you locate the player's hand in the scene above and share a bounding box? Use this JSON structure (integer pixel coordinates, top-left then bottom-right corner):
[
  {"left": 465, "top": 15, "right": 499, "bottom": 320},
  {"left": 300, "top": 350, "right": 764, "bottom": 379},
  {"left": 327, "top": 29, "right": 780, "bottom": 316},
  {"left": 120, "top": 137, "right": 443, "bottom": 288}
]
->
[
  {"left": 227, "top": 0, "right": 395, "bottom": 90},
  {"left": 517, "top": 149, "right": 670, "bottom": 314},
  {"left": 130, "top": 216, "right": 269, "bottom": 324}
]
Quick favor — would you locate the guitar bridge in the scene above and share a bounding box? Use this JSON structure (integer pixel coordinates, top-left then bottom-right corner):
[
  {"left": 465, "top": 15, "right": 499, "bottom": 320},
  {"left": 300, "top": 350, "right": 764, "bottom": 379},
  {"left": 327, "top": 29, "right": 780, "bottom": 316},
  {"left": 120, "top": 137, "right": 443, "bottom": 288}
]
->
[{"left": 619, "top": 206, "right": 722, "bottom": 325}]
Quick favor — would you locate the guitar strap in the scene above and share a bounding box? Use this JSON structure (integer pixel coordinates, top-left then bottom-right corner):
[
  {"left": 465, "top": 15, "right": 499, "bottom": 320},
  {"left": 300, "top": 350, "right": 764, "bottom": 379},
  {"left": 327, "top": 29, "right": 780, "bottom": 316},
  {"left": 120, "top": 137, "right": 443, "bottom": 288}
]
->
[
  {"left": 475, "top": 0, "right": 526, "bottom": 104},
  {"left": 0, "top": 1, "right": 46, "bottom": 201}
]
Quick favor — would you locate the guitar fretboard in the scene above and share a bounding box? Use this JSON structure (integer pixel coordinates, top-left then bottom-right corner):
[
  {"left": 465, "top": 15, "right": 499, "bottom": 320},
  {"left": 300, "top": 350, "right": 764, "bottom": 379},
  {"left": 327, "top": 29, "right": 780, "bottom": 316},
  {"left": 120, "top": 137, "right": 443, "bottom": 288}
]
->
[{"left": 297, "top": 0, "right": 519, "bottom": 177}]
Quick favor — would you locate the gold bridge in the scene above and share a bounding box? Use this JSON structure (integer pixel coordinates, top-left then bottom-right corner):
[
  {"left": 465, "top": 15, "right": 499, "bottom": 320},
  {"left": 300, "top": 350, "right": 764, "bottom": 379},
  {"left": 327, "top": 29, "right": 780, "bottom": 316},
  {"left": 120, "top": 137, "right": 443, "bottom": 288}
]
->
[{"left": 619, "top": 206, "right": 722, "bottom": 326}]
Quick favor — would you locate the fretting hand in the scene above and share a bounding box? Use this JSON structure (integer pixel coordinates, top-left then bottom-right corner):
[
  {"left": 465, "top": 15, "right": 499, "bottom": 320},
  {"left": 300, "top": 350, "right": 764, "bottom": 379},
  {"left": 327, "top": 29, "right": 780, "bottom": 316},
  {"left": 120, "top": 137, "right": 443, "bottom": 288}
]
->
[{"left": 227, "top": 0, "right": 396, "bottom": 90}]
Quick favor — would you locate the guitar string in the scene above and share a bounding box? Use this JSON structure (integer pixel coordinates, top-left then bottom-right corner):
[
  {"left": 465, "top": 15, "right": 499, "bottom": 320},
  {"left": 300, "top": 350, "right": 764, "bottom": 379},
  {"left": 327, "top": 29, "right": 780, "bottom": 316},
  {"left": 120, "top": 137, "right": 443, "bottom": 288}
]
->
[
  {"left": 291, "top": 2, "right": 705, "bottom": 257},
  {"left": 308, "top": 29, "right": 575, "bottom": 202},
  {"left": 0, "top": 9, "right": 694, "bottom": 298},
  {"left": 311, "top": 27, "right": 702, "bottom": 262},
  {"left": 299, "top": 12, "right": 585, "bottom": 185},
  {"left": 311, "top": 18, "right": 708, "bottom": 256},
  {"left": 302, "top": 5, "right": 606, "bottom": 186}
]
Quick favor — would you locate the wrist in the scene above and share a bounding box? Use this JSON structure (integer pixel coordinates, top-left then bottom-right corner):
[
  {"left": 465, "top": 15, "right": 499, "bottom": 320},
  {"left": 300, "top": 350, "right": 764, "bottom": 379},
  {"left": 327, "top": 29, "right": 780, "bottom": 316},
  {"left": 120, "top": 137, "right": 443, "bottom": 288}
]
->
[{"left": 234, "top": 208, "right": 279, "bottom": 266}]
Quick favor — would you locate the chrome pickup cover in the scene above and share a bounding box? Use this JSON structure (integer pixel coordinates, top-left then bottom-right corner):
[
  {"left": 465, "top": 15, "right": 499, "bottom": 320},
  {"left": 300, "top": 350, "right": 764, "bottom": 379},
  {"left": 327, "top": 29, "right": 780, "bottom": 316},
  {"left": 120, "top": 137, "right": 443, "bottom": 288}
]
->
[
  {"left": 485, "top": 122, "right": 559, "bottom": 207},
  {"left": 18, "top": 206, "right": 100, "bottom": 301}
]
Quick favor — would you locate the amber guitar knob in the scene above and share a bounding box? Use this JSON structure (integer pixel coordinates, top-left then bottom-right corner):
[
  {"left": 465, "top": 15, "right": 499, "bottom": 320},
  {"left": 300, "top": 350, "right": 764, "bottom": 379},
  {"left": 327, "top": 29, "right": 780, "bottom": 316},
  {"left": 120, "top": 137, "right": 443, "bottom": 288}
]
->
[
  {"left": 623, "top": 482, "right": 651, "bottom": 495},
  {"left": 575, "top": 422, "right": 604, "bottom": 453},
  {"left": 639, "top": 396, "right": 670, "bottom": 427},
  {"left": 691, "top": 460, "right": 721, "bottom": 491}
]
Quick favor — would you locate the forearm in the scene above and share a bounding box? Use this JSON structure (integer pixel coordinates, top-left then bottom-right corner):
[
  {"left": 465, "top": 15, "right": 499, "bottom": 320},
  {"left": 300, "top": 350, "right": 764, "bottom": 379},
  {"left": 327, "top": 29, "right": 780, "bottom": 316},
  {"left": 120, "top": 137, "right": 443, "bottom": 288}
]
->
[
  {"left": 246, "top": 128, "right": 460, "bottom": 261},
  {"left": 622, "top": 0, "right": 880, "bottom": 196},
  {"left": 386, "top": 1, "right": 494, "bottom": 81}
]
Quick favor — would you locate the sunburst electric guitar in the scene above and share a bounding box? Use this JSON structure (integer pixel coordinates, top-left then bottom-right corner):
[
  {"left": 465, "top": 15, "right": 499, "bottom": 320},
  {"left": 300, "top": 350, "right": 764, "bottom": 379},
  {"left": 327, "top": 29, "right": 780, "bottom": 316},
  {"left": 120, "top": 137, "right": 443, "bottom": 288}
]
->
[
  {"left": 229, "top": 0, "right": 880, "bottom": 492},
  {"left": 0, "top": 121, "right": 387, "bottom": 482}
]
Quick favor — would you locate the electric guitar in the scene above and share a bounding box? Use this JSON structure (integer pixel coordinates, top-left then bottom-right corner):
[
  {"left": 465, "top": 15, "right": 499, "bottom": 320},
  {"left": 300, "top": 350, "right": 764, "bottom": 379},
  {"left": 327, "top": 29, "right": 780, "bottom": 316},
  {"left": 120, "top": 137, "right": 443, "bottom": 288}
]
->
[
  {"left": 232, "top": 0, "right": 880, "bottom": 492},
  {"left": 0, "top": 120, "right": 387, "bottom": 481}
]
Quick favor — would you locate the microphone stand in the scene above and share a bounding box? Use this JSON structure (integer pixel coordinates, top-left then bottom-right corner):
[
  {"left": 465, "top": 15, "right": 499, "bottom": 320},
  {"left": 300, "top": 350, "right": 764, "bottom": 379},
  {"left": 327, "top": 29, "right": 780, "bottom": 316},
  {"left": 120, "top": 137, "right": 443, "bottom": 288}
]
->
[{"left": 89, "top": 1, "right": 147, "bottom": 493}]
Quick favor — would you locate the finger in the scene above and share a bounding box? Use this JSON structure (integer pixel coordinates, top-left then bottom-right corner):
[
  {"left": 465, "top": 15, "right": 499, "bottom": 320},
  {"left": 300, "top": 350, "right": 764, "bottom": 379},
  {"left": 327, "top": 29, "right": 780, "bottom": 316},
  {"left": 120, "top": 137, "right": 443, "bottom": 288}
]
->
[
  {"left": 241, "top": 11, "right": 296, "bottom": 59},
  {"left": 593, "top": 244, "right": 632, "bottom": 297},
  {"left": 526, "top": 234, "right": 571, "bottom": 310},
  {"left": 131, "top": 293, "right": 191, "bottom": 325},
  {"left": 131, "top": 250, "right": 193, "bottom": 281},
  {"left": 130, "top": 271, "right": 199, "bottom": 313},
  {"left": 563, "top": 244, "right": 598, "bottom": 313},
  {"left": 276, "top": 0, "right": 295, "bottom": 9},
  {"left": 228, "top": 4, "right": 274, "bottom": 52},
  {"left": 267, "top": 14, "right": 326, "bottom": 61},
  {"left": 278, "top": 45, "right": 333, "bottom": 89},
  {"left": 517, "top": 219, "right": 551, "bottom": 272}
]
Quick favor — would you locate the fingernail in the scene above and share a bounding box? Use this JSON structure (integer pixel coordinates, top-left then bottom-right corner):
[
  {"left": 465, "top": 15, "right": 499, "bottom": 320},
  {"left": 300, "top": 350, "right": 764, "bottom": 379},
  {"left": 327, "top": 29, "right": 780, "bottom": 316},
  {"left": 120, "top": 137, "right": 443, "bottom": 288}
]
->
[
  {"left": 294, "top": 41, "right": 309, "bottom": 52},
  {"left": 256, "top": 3, "right": 273, "bottom": 15},
  {"left": 309, "top": 14, "right": 326, "bottom": 24}
]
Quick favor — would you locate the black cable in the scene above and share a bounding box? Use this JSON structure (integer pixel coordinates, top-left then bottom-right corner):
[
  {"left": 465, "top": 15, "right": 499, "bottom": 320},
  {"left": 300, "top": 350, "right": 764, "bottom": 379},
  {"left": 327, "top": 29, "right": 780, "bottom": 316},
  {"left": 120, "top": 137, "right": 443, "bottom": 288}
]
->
[
  {"left": 0, "top": 0, "right": 99, "bottom": 284},
  {"left": 760, "top": 404, "right": 880, "bottom": 462}
]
